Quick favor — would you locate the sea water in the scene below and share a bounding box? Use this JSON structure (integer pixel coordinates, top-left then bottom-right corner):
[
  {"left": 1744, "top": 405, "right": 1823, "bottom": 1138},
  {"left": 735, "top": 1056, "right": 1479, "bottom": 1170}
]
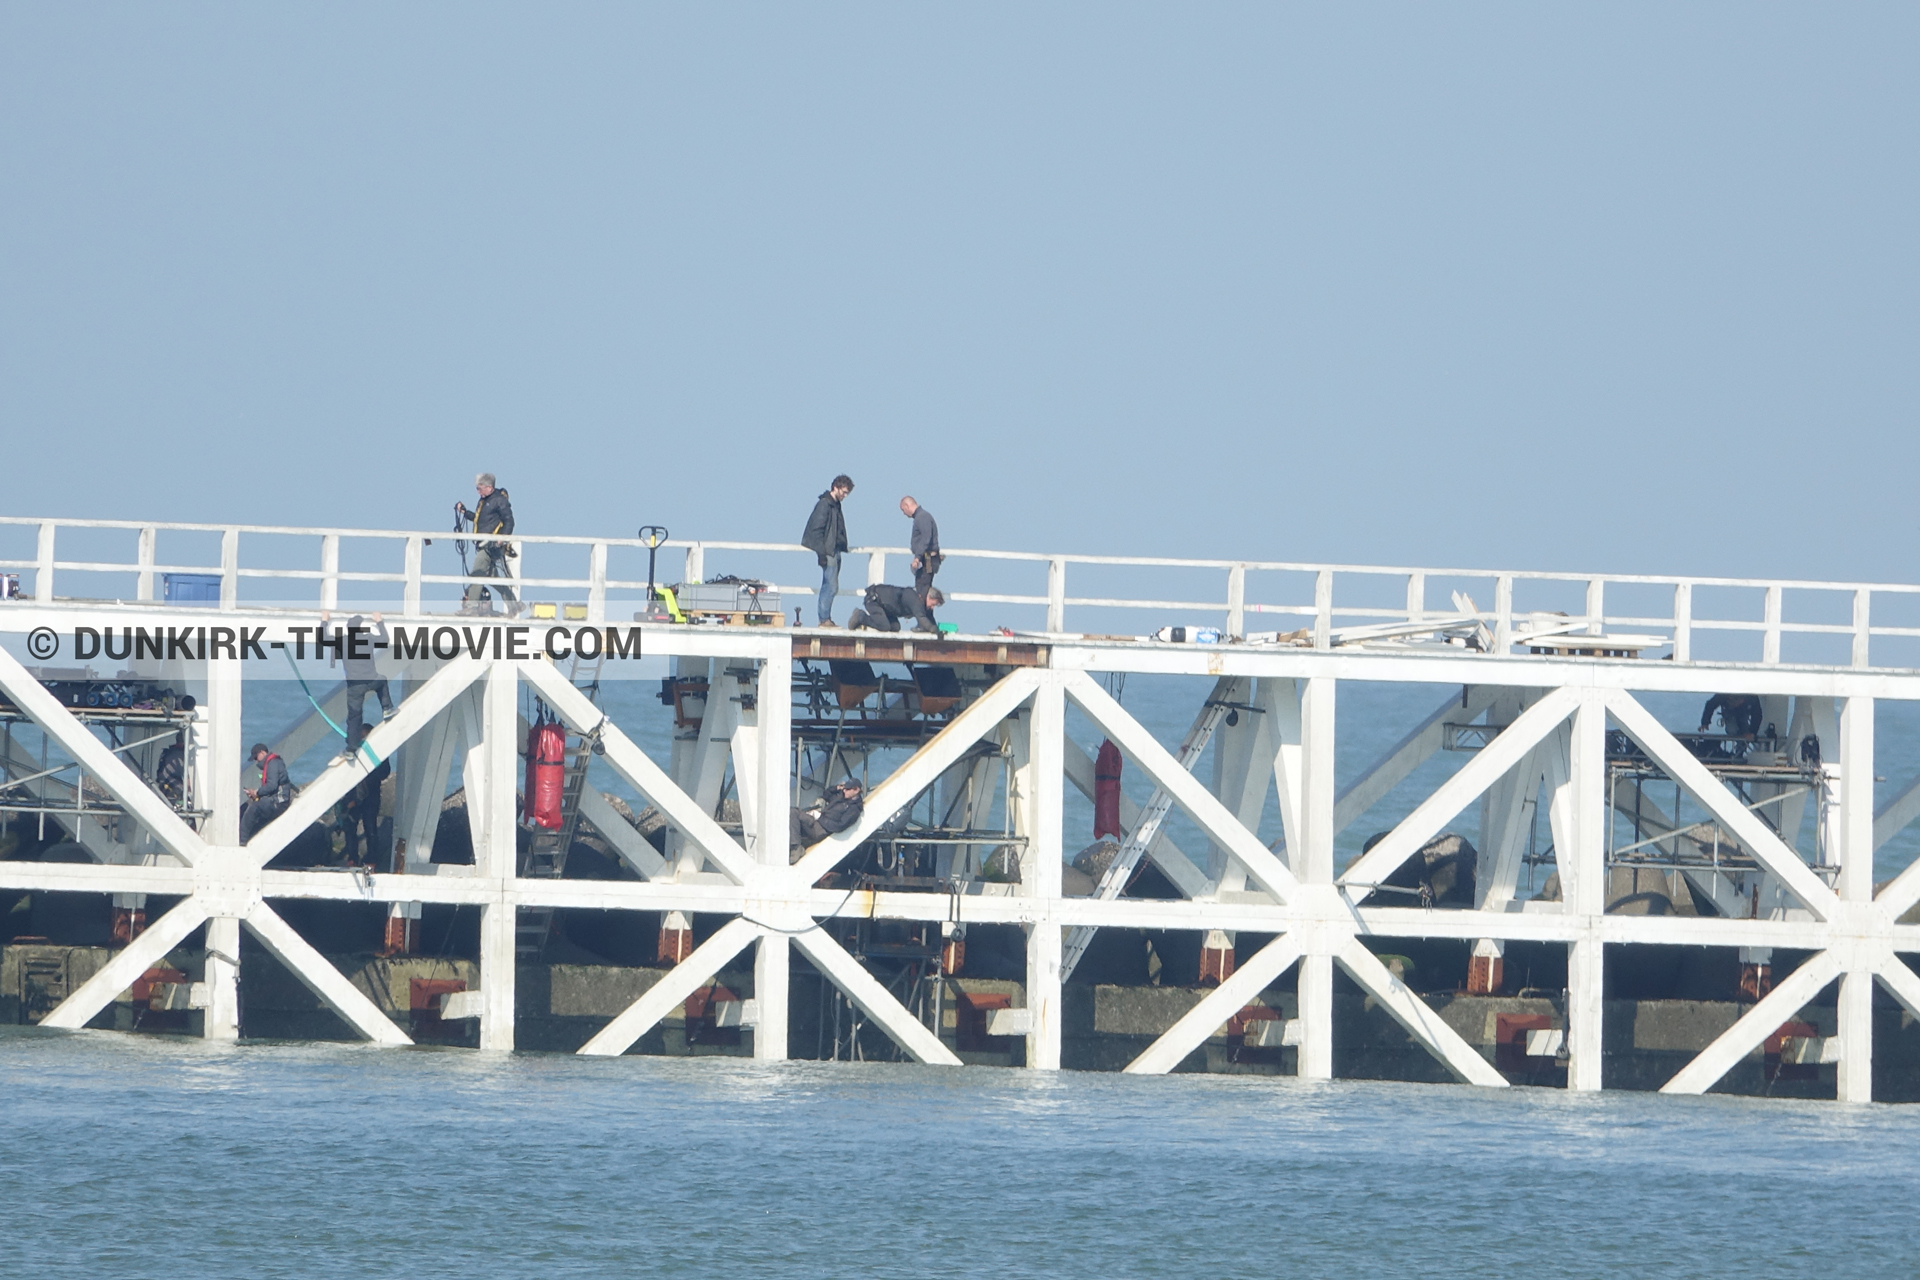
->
[{"left": 6, "top": 1025, "right": 1916, "bottom": 1278}]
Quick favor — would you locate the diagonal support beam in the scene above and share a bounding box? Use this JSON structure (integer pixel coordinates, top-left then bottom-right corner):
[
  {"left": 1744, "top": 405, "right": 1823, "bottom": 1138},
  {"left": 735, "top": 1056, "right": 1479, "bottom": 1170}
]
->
[
  {"left": 243, "top": 899, "right": 413, "bottom": 1045},
  {"left": 1873, "top": 771, "right": 1920, "bottom": 854},
  {"left": 1334, "top": 935, "right": 1509, "bottom": 1087},
  {"left": 788, "top": 668, "right": 1045, "bottom": 889},
  {"left": 1124, "top": 933, "right": 1303, "bottom": 1075},
  {"left": 578, "top": 917, "right": 762, "bottom": 1056},
  {"left": 519, "top": 658, "right": 761, "bottom": 886},
  {"left": 0, "top": 642, "right": 208, "bottom": 867},
  {"left": 1064, "top": 673, "right": 1300, "bottom": 902},
  {"left": 1660, "top": 948, "right": 1846, "bottom": 1094},
  {"left": 1873, "top": 954, "right": 1920, "bottom": 1022},
  {"left": 1063, "top": 735, "right": 1210, "bottom": 897},
  {"left": 1876, "top": 853, "right": 1920, "bottom": 923},
  {"left": 577, "top": 783, "right": 669, "bottom": 878},
  {"left": 39, "top": 897, "right": 212, "bottom": 1029},
  {"left": 791, "top": 928, "right": 963, "bottom": 1065},
  {"left": 1339, "top": 687, "right": 1580, "bottom": 895},
  {"left": 1606, "top": 690, "right": 1839, "bottom": 920},
  {"left": 248, "top": 657, "right": 490, "bottom": 866},
  {"left": 1335, "top": 685, "right": 1501, "bottom": 835}
]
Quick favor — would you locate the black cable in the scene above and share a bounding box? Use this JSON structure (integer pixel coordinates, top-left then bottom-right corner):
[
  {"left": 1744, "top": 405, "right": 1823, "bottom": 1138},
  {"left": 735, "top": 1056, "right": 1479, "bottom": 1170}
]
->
[{"left": 741, "top": 884, "right": 863, "bottom": 935}]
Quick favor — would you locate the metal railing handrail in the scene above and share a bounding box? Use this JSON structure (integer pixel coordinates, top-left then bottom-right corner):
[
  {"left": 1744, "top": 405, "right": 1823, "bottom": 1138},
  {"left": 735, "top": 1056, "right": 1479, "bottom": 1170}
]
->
[{"left": 3, "top": 514, "right": 1917, "bottom": 671}]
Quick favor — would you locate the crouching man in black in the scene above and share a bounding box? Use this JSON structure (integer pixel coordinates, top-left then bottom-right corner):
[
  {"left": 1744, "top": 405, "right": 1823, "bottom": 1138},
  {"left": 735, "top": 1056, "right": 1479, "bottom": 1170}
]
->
[
  {"left": 848, "top": 585, "right": 943, "bottom": 633},
  {"left": 240, "top": 743, "right": 291, "bottom": 844},
  {"left": 789, "top": 780, "right": 863, "bottom": 864}
]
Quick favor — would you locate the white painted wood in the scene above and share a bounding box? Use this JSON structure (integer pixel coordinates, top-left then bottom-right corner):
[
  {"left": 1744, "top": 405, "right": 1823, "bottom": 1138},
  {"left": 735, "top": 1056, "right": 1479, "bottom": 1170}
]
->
[
  {"left": 1661, "top": 949, "right": 1845, "bottom": 1094},
  {"left": 136, "top": 526, "right": 156, "bottom": 601},
  {"left": 241, "top": 900, "right": 413, "bottom": 1045},
  {"left": 246, "top": 657, "right": 490, "bottom": 866},
  {"left": 788, "top": 669, "right": 1045, "bottom": 888},
  {"left": 791, "top": 930, "right": 963, "bottom": 1065},
  {"left": 39, "top": 898, "right": 211, "bottom": 1030},
  {"left": 319, "top": 535, "right": 340, "bottom": 612},
  {"left": 0, "top": 643, "right": 207, "bottom": 867},
  {"left": 1298, "top": 950, "right": 1334, "bottom": 1080},
  {"left": 1024, "top": 679, "right": 1064, "bottom": 1069},
  {"left": 1840, "top": 698, "right": 1874, "bottom": 904},
  {"left": 205, "top": 657, "right": 242, "bottom": 848},
  {"left": 1209, "top": 677, "right": 1269, "bottom": 890},
  {"left": 479, "top": 663, "right": 519, "bottom": 1052},
  {"left": 1566, "top": 692, "right": 1607, "bottom": 1092},
  {"left": 518, "top": 657, "right": 762, "bottom": 886},
  {"left": 754, "top": 934, "right": 789, "bottom": 1061},
  {"left": 1061, "top": 736, "right": 1210, "bottom": 896},
  {"left": 1064, "top": 673, "right": 1300, "bottom": 902},
  {"left": 1124, "top": 933, "right": 1303, "bottom": 1075},
  {"left": 203, "top": 915, "right": 240, "bottom": 1041},
  {"left": 1335, "top": 685, "right": 1499, "bottom": 837},
  {"left": 576, "top": 783, "right": 668, "bottom": 878},
  {"left": 1605, "top": 690, "right": 1840, "bottom": 919},
  {"left": 578, "top": 917, "right": 762, "bottom": 1056},
  {"left": 1339, "top": 688, "right": 1580, "bottom": 896},
  {"left": 1836, "top": 968, "right": 1873, "bottom": 1103},
  {"left": 1334, "top": 935, "right": 1507, "bottom": 1087}
]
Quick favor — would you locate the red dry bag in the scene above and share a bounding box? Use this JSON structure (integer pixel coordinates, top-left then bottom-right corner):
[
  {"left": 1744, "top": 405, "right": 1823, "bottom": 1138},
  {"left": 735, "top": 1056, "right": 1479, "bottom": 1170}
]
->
[
  {"left": 1093, "top": 739, "right": 1123, "bottom": 839},
  {"left": 526, "top": 720, "right": 567, "bottom": 830}
]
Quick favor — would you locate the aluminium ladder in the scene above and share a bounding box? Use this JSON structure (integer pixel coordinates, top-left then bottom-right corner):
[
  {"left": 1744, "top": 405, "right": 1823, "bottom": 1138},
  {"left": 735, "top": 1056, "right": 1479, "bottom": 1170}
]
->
[{"left": 1059, "top": 676, "right": 1241, "bottom": 981}]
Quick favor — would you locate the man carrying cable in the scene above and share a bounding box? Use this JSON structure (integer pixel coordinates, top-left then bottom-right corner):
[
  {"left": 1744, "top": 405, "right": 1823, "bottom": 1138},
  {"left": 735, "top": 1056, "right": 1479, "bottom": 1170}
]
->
[
  {"left": 319, "top": 611, "right": 391, "bottom": 753},
  {"left": 848, "top": 584, "right": 943, "bottom": 633},
  {"left": 456, "top": 472, "right": 518, "bottom": 616}
]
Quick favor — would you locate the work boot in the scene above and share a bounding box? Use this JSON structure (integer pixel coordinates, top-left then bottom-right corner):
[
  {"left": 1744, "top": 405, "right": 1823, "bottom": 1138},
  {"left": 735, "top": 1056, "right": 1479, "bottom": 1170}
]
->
[{"left": 818, "top": 619, "right": 839, "bottom": 629}]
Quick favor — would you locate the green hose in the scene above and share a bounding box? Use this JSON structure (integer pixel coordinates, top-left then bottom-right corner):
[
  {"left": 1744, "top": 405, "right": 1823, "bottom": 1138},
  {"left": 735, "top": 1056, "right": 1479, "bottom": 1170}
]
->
[{"left": 281, "top": 648, "right": 383, "bottom": 768}]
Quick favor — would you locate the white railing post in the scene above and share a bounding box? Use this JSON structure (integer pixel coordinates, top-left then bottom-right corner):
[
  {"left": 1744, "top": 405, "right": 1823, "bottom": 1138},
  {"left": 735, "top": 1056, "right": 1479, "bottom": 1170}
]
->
[
  {"left": 34, "top": 521, "right": 55, "bottom": 602},
  {"left": 136, "top": 526, "right": 157, "bottom": 602},
  {"left": 219, "top": 528, "right": 239, "bottom": 611},
  {"left": 320, "top": 534, "right": 340, "bottom": 612},
  {"left": 1585, "top": 578, "right": 1604, "bottom": 636},
  {"left": 1493, "top": 575, "right": 1513, "bottom": 654},
  {"left": 588, "top": 542, "right": 608, "bottom": 623},
  {"left": 1405, "top": 571, "right": 1424, "bottom": 623},
  {"left": 1046, "top": 557, "right": 1066, "bottom": 633},
  {"left": 684, "top": 543, "right": 704, "bottom": 585},
  {"left": 867, "top": 550, "right": 887, "bottom": 589},
  {"left": 1852, "top": 588, "right": 1871, "bottom": 669},
  {"left": 1312, "top": 570, "right": 1332, "bottom": 650},
  {"left": 1225, "top": 564, "right": 1245, "bottom": 639},
  {"left": 403, "top": 537, "right": 423, "bottom": 616},
  {"left": 1673, "top": 582, "right": 1692, "bottom": 663},
  {"left": 1763, "top": 585, "right": 1782, "bottom": 665}
]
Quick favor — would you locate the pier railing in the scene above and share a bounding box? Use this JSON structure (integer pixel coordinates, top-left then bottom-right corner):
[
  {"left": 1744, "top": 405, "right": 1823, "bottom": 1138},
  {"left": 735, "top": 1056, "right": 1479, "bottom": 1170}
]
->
[{"left": 3, "top": 515, "right": 1917, "bottom": 669}]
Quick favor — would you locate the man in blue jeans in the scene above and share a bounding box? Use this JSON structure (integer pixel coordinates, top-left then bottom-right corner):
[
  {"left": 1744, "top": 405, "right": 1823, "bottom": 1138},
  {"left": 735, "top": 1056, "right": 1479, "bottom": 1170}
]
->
[{"left": 800, "top": 474, "right": 853, "bottom": 626}]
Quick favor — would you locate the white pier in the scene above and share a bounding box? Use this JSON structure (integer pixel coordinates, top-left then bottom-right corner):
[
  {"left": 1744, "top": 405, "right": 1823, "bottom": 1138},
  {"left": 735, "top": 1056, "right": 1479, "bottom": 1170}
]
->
[{"left": 3, "top": 514, "right": 1920, "bottom": 1101}]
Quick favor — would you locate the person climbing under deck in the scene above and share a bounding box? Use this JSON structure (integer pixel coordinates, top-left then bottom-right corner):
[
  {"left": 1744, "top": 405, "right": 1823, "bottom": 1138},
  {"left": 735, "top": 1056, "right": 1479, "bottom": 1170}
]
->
[{"left": 319, "top": 611, "right": 392, "bottom": 752}]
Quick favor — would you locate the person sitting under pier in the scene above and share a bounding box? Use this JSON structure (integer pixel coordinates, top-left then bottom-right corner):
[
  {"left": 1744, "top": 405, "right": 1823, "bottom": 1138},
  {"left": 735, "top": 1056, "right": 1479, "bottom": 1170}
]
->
[
  {"left": 848, "top": 584, "right": 942, "bottom": 633},
  {"left": 240, "top": 743, "right": 291, "bottom": 844},
  {"left": 789, "top": 780, "right": 864, "bottom": 863}
]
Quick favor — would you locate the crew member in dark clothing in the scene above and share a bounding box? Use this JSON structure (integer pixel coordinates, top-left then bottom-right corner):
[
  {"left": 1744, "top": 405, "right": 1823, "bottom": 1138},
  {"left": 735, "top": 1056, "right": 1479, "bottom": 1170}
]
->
[
  {"left": 800, "top": 475, "right": 853, "bottom": 626},
  {"left": 153, "top": 735, "right": 185, "bottom": 804},
  {"left": 899, "top": 496, "right": 941, "bottom": 598},
  {"left": 320, "top": 611, "right": 392, "bottom": 751},
  {"left": 848, "top": 585, "right": 943, "bottom": 633},
  {"left": 339, "top": 728, "right": 392, "bottom": 869},
  {"left": 789, "top": 780, "right": 864, "bottom": 862},
  {"left": 1698, "top": 693, "right": 1764, "bottom": 739},
  {"left": 456, "top": 472, "right": 518, "bottom": 614},
  {"left": 240, "top": 743, "right": 291, "bottom": 844}
]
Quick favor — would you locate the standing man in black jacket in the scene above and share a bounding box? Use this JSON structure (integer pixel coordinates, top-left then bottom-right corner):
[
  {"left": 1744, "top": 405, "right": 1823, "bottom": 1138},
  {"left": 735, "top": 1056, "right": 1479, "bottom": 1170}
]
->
[
  {"left": 457, "top": 473, "right": 518, "bottom": 615},
  {"left": 800, "top": 475, "right": 853, "bottom": 626},
  {"left": 899, "top": 496, "right": 941, "bottom": 600}
]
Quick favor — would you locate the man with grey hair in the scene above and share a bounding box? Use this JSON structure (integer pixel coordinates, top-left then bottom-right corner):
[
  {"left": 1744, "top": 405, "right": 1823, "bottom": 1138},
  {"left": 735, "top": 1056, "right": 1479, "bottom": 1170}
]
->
[
  {"left": 456, "top": 472, "right": 518, "bottom": 614},
  {"left": 900, "top": 495, "right": 941, "bottom": 599}
]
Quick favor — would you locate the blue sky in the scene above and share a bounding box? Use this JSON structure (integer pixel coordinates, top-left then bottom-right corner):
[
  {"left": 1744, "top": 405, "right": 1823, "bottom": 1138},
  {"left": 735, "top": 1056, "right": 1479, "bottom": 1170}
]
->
[{"left": 3, "top": 4, "right": 1915, "bottom": 583}]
